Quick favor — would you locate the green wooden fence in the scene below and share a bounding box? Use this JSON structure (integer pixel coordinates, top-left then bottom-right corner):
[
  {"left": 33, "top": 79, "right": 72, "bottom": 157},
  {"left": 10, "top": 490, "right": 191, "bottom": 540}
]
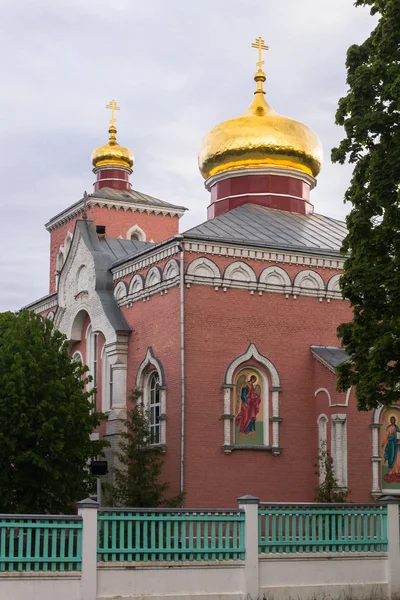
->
[
  {"left": 0, "top": 515, "right": 82, "bottom": 572},
  {"left": 97, "top": 508, "right": 245, "bottom": 562},
  {"left": 258, "top": 503, "right": 388, "bottom": 554}
]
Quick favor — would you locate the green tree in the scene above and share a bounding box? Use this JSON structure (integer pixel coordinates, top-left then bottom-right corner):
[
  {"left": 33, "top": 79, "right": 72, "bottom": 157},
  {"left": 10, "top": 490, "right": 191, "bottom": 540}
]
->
[
  {"left": 0, "top": 310, "right": 106, "bottom": 513},
  {"left": 105, "top": 389, "right": 182, "bottom": 507},
  {"left": 314, "top": 446, "right": 349, "bottom": 503},
  {"left": 332, "top": 0, "right": 400, "bottom": 410}
]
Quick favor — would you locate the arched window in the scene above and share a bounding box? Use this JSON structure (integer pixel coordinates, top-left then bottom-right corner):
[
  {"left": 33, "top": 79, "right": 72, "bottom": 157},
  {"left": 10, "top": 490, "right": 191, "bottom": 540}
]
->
[
  {"left": 102, "top": 348, "right": 113, "bottom": 413},
  {"left": 233, "top": 367, "right": 267, "bottom": 446},
  {"left": 148, "top": 372, "right": 160, "bottom": 444},
  {"left": 126, "top": 224, "right": 146, "bottom": 242},
  {"left": 86, "top": 325, "right": 98, "bottom": 411},
  {"left": 223, "top": 344, "right": 281, "bottom": 453}
]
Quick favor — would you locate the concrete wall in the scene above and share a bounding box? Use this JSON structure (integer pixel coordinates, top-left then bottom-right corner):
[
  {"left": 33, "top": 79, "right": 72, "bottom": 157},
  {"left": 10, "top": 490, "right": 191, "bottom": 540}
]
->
[
  {"left": 97, "top": 562, "right": 244, "bottom": 600},
  {"left": 0, "top": 573, "right": 81, "bottom": 600},
  {"left": 259, "top": 553, "right": 388, "bottom": 600}
]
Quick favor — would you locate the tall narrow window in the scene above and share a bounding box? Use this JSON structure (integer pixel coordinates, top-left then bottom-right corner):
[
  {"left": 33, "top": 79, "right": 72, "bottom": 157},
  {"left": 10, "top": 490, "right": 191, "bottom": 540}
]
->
[
  {"left": 92, "top": 333, "right": 98, "bottom": 411},
  {"left": 149, "top": 372, "right": 160, "bottom": 444},
  {"left": 109, "top": 363, "right": 113, "bottom": 408}
]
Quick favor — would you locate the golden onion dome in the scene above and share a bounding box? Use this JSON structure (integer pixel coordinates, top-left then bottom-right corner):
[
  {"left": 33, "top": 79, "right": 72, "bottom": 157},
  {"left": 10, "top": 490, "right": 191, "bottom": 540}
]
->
[
  {"left": 198, "top": 69, "right": 323, "bottom": 180},
  {"left": 91, "top": 124, "right": 134, "bottom": 170}
]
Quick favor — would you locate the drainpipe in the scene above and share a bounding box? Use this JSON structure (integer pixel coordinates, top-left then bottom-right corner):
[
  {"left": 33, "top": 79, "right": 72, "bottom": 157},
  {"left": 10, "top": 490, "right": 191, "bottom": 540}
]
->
[{"left": 177, "top": 237, "right": 185, "bottom": 502}]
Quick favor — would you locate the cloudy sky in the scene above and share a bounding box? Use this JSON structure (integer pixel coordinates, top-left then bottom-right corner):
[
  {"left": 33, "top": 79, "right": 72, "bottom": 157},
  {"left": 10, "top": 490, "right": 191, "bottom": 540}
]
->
[{"left": 0, "top": 0, "right": 376, "bottom": 311}]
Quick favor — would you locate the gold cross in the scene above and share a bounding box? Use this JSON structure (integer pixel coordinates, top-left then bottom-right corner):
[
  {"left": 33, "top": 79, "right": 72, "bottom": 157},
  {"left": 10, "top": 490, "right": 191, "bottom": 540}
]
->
[
  {"left": 251, "top": 37, "right": 269, "bottom": 70},
  {"left": 106, "top": 99, "right": 120, "bottom": 127}
]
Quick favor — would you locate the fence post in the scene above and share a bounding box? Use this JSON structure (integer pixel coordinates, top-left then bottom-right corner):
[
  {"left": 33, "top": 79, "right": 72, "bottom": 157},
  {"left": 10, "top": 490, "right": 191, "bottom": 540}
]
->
[
  {"left": 380, "top": 495, "right": 400, "bottom": 599},
  {"left": 77, "top": 498, "right": 99, "bottom": 600},
  {"left": 238, "top": 494, "right": 260, "bottom": 600}
]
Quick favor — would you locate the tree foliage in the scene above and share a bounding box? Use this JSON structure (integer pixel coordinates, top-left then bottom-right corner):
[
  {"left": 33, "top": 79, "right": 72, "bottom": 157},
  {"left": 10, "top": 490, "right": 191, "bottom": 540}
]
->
[
  {"left": 314, "top": 446, "right": 349, "bottom": 503},
  {"left": 105, "top": 389, "right": 182, "bottom": 508},
  {"left": 332, "top": 1, "right": 400, "bottom": 410},
  {"left": 0, "top": 310, "right": 106, "bottom": 513}
]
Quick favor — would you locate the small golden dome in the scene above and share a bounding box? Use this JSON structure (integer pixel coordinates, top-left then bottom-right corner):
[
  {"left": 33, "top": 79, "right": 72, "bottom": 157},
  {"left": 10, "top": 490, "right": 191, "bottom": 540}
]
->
[
  {"left": 198, "top": 70, "right": 322, "bottom": 180},
  {"left": 91, "top": 125, "right": 134, "bottom": 170}
]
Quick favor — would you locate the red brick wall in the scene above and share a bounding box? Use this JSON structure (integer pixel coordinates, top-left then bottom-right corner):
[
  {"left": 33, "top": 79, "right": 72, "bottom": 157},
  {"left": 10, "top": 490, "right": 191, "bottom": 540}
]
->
[
  {"left": 48, "top": 206, "right": 180, "bottom": 293},
  {"left": 121, "top": 285, "right": 182, "bottom": 499},
  {"left": 181, "top": 268, "right": 359, "bottom": 507}
]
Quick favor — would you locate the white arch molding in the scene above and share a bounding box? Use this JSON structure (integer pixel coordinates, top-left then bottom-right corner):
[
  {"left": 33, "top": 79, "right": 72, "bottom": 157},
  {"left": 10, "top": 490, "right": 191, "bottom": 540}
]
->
[
  {"left": 223, "top": 261, "right": 257, "bottom": 290},
  {"left": 314, "top": 387, "right": 332, "bottom": 405},
  {"left": 126, "top": 224, "right": 146, "bottom": 242},
  {"left": 293, "top": 269, "right": 326, "bottom": 299},
  {"left": 258, "top": 266, "right": 292, "bottom": 295},
  {"left": 136, "top": 348, "right": 167, "bottom": 445},
  {"left": 186, "top": 257, "right": 222, "bottom": 287},
  {"left": 223, "top": 343, "right": 282, "bottom": 454}
]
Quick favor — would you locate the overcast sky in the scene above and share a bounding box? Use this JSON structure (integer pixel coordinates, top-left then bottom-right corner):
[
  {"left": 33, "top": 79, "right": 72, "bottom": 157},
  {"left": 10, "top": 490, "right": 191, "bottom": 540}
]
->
[{"left": 0, "top": 0, "right": 376, "bottom": 311}]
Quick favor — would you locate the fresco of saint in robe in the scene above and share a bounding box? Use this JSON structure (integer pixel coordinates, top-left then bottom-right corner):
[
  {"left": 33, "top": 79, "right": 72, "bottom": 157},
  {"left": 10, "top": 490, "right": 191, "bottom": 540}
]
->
[
  {"left": 382, "top": 410, "right": 400, "bottom": 489},
  {"left": 234, "top": 369, "right": 263, "bottom": 446}
]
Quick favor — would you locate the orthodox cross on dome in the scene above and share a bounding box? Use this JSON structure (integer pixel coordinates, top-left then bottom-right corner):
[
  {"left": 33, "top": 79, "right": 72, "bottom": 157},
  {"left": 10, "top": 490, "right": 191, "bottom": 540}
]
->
[
  {"left": 106, "top": 99, "right": 120, "bottom": 128},
  {"left": 251, "top": 37, "right": 269, "bottom": 71}
]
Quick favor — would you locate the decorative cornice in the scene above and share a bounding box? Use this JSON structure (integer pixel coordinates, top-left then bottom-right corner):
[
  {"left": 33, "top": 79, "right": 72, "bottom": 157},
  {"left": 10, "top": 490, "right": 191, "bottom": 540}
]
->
[
  {"left": 23, "top": 293, "right": 58, "bottom": 314},
  {"left": 112, "top": 242, "right": 180, "bottom": 281},
  {"left": 45, "top": 198, "right": 185, "bottom": 231},
  {"left": 183, "top": 240, "right": 344, "bottom": 270}
]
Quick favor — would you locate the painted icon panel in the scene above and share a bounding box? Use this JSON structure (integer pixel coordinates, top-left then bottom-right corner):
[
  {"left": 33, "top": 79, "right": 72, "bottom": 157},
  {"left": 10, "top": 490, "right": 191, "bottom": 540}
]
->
[
  {"left": 234, "top": 368, "right": 264, "bottom": 446},
  {"left": 381, "top": 407, "right": 400, "bottom": 490}
]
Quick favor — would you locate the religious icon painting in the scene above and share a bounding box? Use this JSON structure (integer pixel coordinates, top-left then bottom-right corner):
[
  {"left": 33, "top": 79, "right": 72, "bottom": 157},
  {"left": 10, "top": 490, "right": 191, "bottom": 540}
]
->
[
  {"left": 234, "top": 368, "right": 264, "bottom": 446},
  {"left": 381, "top": 407, "right": 400, "bottom": 490}
]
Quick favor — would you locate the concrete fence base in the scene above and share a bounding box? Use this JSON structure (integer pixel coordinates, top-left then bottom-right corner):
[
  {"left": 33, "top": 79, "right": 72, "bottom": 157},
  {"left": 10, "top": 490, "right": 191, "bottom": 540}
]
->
[{"left": 1, "top": 496, "right": 399, "bottom": 600}]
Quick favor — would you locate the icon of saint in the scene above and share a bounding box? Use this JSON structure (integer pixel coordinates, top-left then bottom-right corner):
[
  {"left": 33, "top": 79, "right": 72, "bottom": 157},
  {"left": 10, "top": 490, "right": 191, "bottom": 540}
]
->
[
  {"left": 383, "top": 415, "right": 400, "bottom": 484},
  {"left": 235, "top": 375, "right": 261, "bottom": 441}
]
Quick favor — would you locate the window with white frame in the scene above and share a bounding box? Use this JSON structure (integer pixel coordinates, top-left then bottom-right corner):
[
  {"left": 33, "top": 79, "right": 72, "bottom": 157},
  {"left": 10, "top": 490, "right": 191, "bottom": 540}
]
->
[
  {"left": 148, "top": 372, "right": 160, "bottom": 444},
  {"left": 102, "top": 348, "right": 113, "bottom": 413},
  {"left": 86, "top": 325, "right": 98, "bottom": 411}
]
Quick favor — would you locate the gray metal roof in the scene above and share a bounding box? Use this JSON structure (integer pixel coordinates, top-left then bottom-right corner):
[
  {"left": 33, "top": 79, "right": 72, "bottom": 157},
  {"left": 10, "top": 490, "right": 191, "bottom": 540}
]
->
[
  {"left": 184, "top": 204, "right": 347, "bottom": 256},
  {"left": 311, "top": 346, "right": 348, "bottom": 371},
  {"left": 99, "top": 237, "right": 154, "bottom": 261},
  {"left": 91, "top": 187, "right": 187, "bottom": 210},
  {"left": 46, "top": 187, "right": 186, "bottom": 228}
]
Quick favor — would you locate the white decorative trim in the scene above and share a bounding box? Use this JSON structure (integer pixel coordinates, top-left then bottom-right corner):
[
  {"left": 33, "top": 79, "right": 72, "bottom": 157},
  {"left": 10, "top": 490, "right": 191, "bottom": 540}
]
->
[
  {"left": 204, "top": 166, "right": 316, "bottom": 192},
  {"left": 112, "top": 242, "right": 180, "bottom": 280},
  {"left": 46, "top": 311, "right": 55, "bottom": 322},
  {"left": 223, "top": 344, "right": 281, "bottom": 451},
  {"left": 126, "top": 224, "right": 146, "bottom": 242},
  {"left": 136, "top": 347, "right": 166, "bottom": 387},
  {"left": 326, "top": 274, "right": 342, "bottom": 300},
  {"left": 184, "top": 257, "right": 343, "bottom": 301},
  {"left": 186, "top": 257, "right": 222, "bottom": 287},
  {"left": 46, "top": 198, "right": 185, "bottom": 231},
  {"left": 345, "top": 387, "right": 352, "bottom": 407},
  {"left": 183, "top": 240, "right": 344, "bottom": 271},
  {"left": 214, "top": 191, "right": 309, "bottom": 204},
  {"left": 331, "top": 414, "right": 348, "bottom": 488},
  {"left": 24, "top": 293, "right": 58, "bottom": 314},
  {"left": 314, "top": 386, "right": 349, "bottom": 408},
  {"left": 145, "top": 266, "right": 162, "bottom": 288},
  {"left": 259, "top": 266, "right": 292, "bottom": 295},
  {"left": 223, "top": 262, "right": 257, "bottom": 290},
  {"left": 136, "top": 348, "right": 167, "bottom": 446},
  {"left": 314, "top": 388, "right": 332, "bottom": 405},
  {"left": 113, "top": 281, "right": 128, "bottom": 301},
  {"left": 317, "top": 414, "right": 328, "bottom": 483},
  {"left": 129, "top": 274, "right": 144, "bottom": 295},
  {"left": 72, "top": 350, "right": 83, "bottom": 364},
  {"left": 163, "top": 259, "right": 180, "bottom": 281},
  {"left": 225, "top": 344, "right": 280, "bottom": 387},
  {"left": 293, "top": 269, "right": 326, "bottom": 299}
]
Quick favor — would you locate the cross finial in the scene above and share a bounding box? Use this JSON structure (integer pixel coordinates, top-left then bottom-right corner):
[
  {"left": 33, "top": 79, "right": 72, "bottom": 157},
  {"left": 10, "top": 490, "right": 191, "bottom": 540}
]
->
[
  {"left": 106, "top": 99, "right": 120, "bottom": 128},
  {"left": 251, "top": 37, "right": 269, "bottom": 71}
]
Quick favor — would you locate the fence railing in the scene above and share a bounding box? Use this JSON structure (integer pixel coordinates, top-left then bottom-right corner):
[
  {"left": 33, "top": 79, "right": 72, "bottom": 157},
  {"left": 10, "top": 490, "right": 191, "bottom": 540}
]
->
[
  {"left": 258, "top": 503, "right": 388, "bottom": 554},
  {"left": 97, "top": 508, "right": 245, "bottom": 562},
  {"left": 0, "top": 515, "right": 82, "bottom": 572}
]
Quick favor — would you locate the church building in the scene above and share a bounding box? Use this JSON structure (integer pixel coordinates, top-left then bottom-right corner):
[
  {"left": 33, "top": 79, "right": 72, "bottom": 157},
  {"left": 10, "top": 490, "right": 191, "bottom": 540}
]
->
[{"left": 25, "top": 40, "right": 399, "bottom": 505}]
